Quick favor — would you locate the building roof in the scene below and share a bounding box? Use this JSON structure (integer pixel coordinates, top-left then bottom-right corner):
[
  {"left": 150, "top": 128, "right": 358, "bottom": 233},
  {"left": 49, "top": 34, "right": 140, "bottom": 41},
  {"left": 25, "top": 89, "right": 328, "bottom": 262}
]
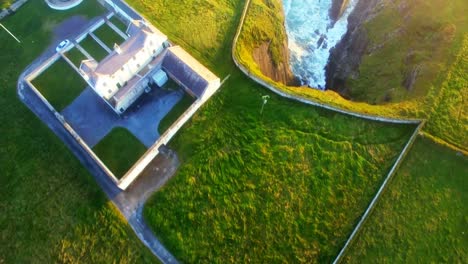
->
[
  {"left": 92, "top": 21, "right": 167, "bottom": 76},
  {"left": 94, "top": 30, "right": 147, "bottom": 75},
  {"left": 89, "top": 20, "right": 167, "bottom": 75},
  {"left": 162, "top": 46, "right": 219, "bottom": 97}
]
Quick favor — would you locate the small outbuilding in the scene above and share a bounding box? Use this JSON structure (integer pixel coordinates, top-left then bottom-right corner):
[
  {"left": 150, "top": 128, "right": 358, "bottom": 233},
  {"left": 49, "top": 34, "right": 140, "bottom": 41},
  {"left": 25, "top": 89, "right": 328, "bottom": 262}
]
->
[
  {"left": 162, "top": 46, "right": 220, "bottom": 99},
  {"left": 151, "top": 69, "right": 168, "bottom": 88}
]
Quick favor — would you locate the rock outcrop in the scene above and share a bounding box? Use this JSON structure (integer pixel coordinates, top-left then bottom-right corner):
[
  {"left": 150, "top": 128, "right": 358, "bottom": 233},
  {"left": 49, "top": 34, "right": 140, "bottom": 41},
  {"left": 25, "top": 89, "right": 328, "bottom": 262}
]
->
[
  {"left": 329, "top": 0, "right": 349, "bottom": 24},
  {"left": 325, "top": 0, "right": 384, "bottom": 98},
  {"left": 247, "top": 1, "right": 299, "bottom": 86},
  {"left": 252, "top": 39, "right": 298, "bottom": 86}
]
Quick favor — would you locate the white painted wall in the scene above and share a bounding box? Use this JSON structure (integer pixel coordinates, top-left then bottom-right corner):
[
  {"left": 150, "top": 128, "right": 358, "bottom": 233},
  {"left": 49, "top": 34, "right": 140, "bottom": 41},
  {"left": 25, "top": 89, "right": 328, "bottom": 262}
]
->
[
  {"left": 93, "top": 35, "right": 164, "bottom": 99},
  {"left": 114, "top": 79, "right": 149, "bottom": 112}
]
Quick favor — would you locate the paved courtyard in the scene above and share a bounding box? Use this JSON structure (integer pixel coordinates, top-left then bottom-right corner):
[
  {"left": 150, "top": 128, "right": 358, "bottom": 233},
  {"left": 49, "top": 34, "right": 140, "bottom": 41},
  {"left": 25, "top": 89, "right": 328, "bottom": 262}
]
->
[{"left": 62, "top": 86, "right": 184, "bottom": 148}]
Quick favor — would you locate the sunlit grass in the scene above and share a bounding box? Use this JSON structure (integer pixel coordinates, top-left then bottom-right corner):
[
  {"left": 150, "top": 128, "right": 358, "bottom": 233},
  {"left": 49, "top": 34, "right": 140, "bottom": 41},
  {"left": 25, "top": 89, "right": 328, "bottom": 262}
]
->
[
  {"left": 144, "top": 69, "right": 415, "bottom": 262},
  {"left": 425, "top": 36, "right": 468, "bottom": 150},
  {"left": 344, "top": 136, "right": 468, "bottom": 263},
  {"left": 347, "top": 0, "right": 467, "bottom": 104},
  {"left": 126, "top": 1, "right": 417, "bottom": 262}
]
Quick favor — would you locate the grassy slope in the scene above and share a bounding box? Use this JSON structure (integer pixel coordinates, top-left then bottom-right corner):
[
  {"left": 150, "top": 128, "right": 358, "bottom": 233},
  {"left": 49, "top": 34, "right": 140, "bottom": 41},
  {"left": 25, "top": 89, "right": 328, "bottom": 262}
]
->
[
  {"left": 236, "top": 0, "right": 287, "bottom": 67},
  {"left": 0, "top": 1, "right": 155, "bottom": 262},
  {"left": 0, "top": 0, "right": 11, "bottom": 9},
  {"left": 126, "top": 0, "right": 237, "bottom": 74},
  {"left": 424, "top": 36, "right": 468, "bottom": 150},
  {"left": 126, "top": 0, "right": 416, "bottom": 262},
  {"left": 348, "top": 0, "right": 467, "bottom": 104},
  {"left": 32, "top": 58, "right": 87, "bottom": 111},
  {"left": 235, "top": 0, "right": 423, "bottom": 119},
  {"left": 93, "top": 127, "right": 147, "bottom": 179},
  {"left": 344, "top": 137, "right": 468, "bottom": 263}
]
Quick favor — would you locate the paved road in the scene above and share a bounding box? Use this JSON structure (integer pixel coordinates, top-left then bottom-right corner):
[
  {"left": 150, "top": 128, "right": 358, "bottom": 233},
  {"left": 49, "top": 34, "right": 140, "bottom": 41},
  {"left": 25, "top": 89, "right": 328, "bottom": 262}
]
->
[{"left": 18, "top": 15, "right": 179, "bottom": 264}]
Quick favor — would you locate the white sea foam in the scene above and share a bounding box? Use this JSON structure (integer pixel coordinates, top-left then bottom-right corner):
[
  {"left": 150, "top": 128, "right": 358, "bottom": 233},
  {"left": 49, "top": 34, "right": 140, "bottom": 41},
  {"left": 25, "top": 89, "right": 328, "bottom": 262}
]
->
[{"left": 283, "top": 0, "right": 358, "bottom": 89}]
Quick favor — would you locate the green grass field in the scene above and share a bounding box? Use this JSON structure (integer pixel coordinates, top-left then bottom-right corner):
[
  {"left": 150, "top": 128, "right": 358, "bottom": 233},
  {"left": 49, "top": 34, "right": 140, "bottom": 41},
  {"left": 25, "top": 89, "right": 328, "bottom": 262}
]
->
[
  {"left": 93, "top": 23, "right": 125, "bottom": 48},
  {"left": 123, "top": 0, "right": 421, "bottom": 262},
  {"left": 158, "top": 92, "right": 195, "bottom": 134},
  {"left": 144, "top": 70, "right": 415, "bottom": 263},
  {"left": 347, "top": 0, "right": 468, "bottom": 104},
  {"left": 109, "top": 16, "right": 129, "bottom": 32},
  {"left": 126, "top": 0, "right": 239, "bottom": 74},
  {"left": 65, "top": 47, "right": 87, "bottom": 67},
  {"left": 344, "top": 136, "right": 468, "bottom": 263},
  {"left": 32, "top": 58, "right": 87, "bottom": 111},
  {"left": 0, "top": 1, "right": 155, "bottom": 262},
  {"left": 79, "top": 36, "right": 109, "bottom": 62},
  {"left": 93, "top": 128, "right": 147, "bottom": 179},
  {"left": 425, "top": 36, "right": 468, "bottom": 150},
  {"left": 0, "top": 0, "right": 12, "bottom": 9},
  {"left": 2, "top": 0, "right": 465, "bottom": 263}
]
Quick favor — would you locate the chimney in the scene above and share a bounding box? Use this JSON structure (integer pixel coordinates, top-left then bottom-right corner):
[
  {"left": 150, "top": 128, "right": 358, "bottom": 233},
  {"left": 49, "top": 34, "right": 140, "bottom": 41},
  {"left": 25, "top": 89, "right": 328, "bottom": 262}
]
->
[{"left": 114, "top": 43, "right": 122, "bottom": 54}]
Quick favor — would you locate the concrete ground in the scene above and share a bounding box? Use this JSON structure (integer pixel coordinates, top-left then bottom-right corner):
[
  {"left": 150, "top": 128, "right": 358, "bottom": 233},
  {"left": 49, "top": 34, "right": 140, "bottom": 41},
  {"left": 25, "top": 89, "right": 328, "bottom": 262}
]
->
[
  {"left": 53, "top": 15, "right": 89, "bottom": 41},
  {"left": 62, "top": 87, "right": 184, "bottom": 148}
]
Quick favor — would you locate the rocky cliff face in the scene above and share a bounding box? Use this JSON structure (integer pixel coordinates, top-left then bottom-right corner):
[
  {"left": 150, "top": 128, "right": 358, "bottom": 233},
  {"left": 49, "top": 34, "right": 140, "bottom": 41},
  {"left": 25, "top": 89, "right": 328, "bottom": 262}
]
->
[
  {"left": 248, "top": 1, "right": 298, "bottom": 86},
  {"left": 325, "top": 0, "right": 384, "bottom": 98},
  {"left": 252, "top": 39, "right": 298, "bottom": 85},
  {"left": 329, "top": 0, "right": 349, "bottom": 24}
]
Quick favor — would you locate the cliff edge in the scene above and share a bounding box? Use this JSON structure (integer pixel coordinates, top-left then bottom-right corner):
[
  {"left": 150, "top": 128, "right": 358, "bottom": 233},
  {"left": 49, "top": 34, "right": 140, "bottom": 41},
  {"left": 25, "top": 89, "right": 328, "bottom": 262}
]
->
[
  {"left": 237, "top": 0, "right": 298, "bottom": 86},
  {"left": 329, "top": 0, "right": 350, "bottom": 23},
  {"left": 325, "top": 0, "right": 383, "bottom": 99},
  {"left": 326, "top": 0, "right": 465, "bottom": 104}
]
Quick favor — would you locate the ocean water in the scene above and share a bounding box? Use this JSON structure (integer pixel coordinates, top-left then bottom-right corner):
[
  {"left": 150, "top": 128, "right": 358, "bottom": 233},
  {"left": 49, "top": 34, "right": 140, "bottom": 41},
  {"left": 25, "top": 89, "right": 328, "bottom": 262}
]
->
[{"left": 283, "top": 0, "right": 358, "bottom": 89}]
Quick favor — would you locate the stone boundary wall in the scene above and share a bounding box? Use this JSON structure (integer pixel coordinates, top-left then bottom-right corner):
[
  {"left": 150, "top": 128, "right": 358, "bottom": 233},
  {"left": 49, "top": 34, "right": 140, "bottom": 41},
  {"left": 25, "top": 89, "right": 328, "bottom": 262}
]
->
[
  {"left": 0, "top": 0, "right": 28, "bottom": 20},
  {"left": 332, "top": 121, "right": 425, "bottom": 263},
  {"left": 118, "top": 90, "right": 217, "bottom": 189},
  {"left": 24, "top": 76, "right": 120, "bottom": 185},
  {"left": 45, "top": 0, "right": 83, "bottom": 11},
  {"left": 231, "top": 1, "right": 427, "bottom": 262}
]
